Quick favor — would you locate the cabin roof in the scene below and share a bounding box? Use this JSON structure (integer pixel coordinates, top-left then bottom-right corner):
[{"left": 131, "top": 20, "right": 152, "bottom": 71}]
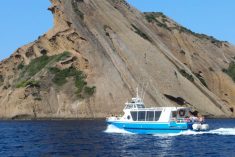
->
[{"left": 124, "top": 106, "right": 191, "bottom": 111}]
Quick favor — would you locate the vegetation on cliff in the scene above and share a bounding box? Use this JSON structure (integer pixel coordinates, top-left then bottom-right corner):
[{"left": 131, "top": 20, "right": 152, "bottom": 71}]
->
[
  {"left": 17, "top": 62, "right": 24, "bottom": 70},
  {"left": 179, "top": 69, "right": 194, "bottom": 82},
  {"left": 223, "top": 61, "right": 235, "bottom": 82},
  {"left": 16, "top": 51, "right": 95, "bottom": 98},
  {"left": 144, "top": 12, "right": 225, "bottom": 47},
  {"left": 18, "top": 52, "right": 70, "bottom": 80},
  {"left": 16, "top": 80, "right": 40, "bottom": 88},
  {"left": 49, "top": 67, "right": 96, "bottom": 98},
  {"left": 144, "top": 12, "right": 171, "bottom": 31},
  {"left": 131, "top": 24, "right": 152, "bottom": 42},
  {"left": 16, "top": 52, "right": 70, "bottom": 87},
  {"left": 194, "top": 72, "right": 208, "bottom": 88},
  {"left": 0, "top": 75, "right": 3, "bottom": 86},
  {"left": 179, "top": 70, "right": 208, "bottom": 87}
]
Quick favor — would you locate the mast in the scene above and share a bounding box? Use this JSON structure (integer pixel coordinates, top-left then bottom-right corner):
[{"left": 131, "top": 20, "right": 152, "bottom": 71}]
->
[{"left": 136, "top": 87, "right": 139, "bottom": 98}]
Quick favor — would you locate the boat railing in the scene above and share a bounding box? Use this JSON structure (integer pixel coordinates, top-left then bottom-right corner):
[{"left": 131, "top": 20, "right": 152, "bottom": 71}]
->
[
  {"left": 125, "top": 107, "right": 179, "bottom": 111},
  {"left": 106, "top": 116, "right": 122, "bottom": 121},
  {"left": 134, "top": 108, "right": 162, "bottom": 111},
  {"left": 170, "top": 117, "right": 193, "bottom": 123},
  {"left": 125, "top": 106, "right": 190, "bottom": 111}
]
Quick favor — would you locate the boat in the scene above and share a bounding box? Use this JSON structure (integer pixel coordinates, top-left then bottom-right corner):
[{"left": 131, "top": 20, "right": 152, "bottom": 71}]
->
[{"left": 106, "top": 89, "right": 209, "bottom": 134}]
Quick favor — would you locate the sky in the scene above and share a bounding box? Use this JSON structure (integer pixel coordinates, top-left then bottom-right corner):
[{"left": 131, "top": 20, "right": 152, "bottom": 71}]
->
[
  {"left": 0, "top": 0, "right": 234, "bottom": 61},
  {"left": 127, "top": 0, "right": 235, "bottom": 43},
  {"left": 0, "top": 1, "right": 53, "bottom": 61}
]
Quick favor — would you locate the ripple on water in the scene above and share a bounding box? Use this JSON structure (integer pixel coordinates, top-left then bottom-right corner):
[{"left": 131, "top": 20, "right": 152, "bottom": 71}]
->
[{"left": 0, "top": 119, "right": 234, "bottom": 156}]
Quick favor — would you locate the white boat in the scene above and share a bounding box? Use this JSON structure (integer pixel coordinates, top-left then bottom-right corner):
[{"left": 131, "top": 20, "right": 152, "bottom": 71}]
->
[{"left": 106, "top": 89, "right": 209, "bottom": 134}]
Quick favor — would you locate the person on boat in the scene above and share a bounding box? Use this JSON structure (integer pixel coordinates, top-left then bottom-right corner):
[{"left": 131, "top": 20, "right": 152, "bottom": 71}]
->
[
  {"left": 198, "top": 115, "right": 205, "bottom": 123},
  {"left": 189, "top": 114, "right": 198, "bottom": 122},
  {"left": 188, "top": 112, "right": 195, "bottom": 122},
  {"left": 184, "top": 116, "right": 190, "bottom": 122}
]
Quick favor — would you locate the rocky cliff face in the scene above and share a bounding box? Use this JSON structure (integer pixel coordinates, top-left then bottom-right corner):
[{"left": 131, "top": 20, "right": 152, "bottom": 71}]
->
[{"left": 0, "top": 0, "right": 235, "bottom": 119}]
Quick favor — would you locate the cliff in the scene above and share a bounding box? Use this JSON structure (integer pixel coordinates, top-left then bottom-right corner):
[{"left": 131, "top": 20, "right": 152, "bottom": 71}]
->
[{"left": 0, "top": 0, "right": 235, "bottom": 119}]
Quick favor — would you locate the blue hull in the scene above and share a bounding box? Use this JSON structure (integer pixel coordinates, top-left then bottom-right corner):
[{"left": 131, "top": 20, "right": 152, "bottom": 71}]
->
[{"left": 107, "top": 121, "right": 193, "bottom": 134}]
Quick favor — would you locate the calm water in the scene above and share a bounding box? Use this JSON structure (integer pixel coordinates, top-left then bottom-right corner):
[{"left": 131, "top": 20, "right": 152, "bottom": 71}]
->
[{"left": 0, "top": 119, "right": 235, "bottom": 157}]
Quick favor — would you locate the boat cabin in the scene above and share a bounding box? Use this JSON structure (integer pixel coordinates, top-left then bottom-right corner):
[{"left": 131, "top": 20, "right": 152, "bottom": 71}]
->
[{"left": 122, "top": 96, "right": 191, "bottom": 123}]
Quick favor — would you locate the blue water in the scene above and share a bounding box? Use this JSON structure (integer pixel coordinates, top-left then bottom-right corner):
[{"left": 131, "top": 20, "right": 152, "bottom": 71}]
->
[{"left": 0, "top": 119, "right": 235, "bottom": 157}]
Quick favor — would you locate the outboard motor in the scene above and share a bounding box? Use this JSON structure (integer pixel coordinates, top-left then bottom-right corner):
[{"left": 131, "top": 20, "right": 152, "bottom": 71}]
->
[
  {"left": 192, "top": 123, "right": 209, "bottom": 131},
  {"left": 201, "top": 124, "right": 209, "bottom": 131},
  {"left": 192, "top": 123, "right": 202, "bottom": 131}
]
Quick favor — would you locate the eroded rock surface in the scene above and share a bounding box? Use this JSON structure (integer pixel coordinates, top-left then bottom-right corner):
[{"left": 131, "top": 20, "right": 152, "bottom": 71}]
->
[{"left": 0, "top": 0, "right": 235, "bottom": 119}]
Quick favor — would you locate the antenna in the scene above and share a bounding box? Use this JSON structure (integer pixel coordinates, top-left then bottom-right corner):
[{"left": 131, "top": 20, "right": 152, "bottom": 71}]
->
[
  {"left": 142, "top": 82, "right": 149, "bottom": 101},
  {"left": 140, "top": 82, "right": 146, "bottom": 99},
  {"left": 136, "top": 87, "right": 139, "bottom": 98}
]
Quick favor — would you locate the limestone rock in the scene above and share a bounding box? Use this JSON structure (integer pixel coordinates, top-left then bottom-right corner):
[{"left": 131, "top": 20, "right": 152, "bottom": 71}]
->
[{"left": 0, "top": 0, "right": 235, "bottom": 119}]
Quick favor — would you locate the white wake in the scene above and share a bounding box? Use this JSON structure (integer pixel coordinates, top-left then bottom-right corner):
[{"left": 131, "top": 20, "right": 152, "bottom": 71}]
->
[
  {"left": 104, "top": 124, "right": 135, "bottom": 134},
  {"left": 104, "top": 125, "right": 235, "bottom": 136},
  {"left": 154, "top": 128, "right": 235, "bottom": 137},
  {"left": 208, "top": 128, "right": 235, "bottom": 135}
]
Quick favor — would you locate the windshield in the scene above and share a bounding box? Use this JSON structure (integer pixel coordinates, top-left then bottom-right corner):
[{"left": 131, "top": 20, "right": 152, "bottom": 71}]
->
[{"left": 136, "top": 104, "right": 145, "bottom": 108}]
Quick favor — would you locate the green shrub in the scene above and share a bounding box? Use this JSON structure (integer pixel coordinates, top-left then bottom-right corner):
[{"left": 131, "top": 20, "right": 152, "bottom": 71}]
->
[
  {"left": 75, "top": 76, "right": 87, "bottom": 94},
  {"left": 194, "top": 73, "right": 208, "bottom": 88},
  {"left": 55, "top": 51, "right": 71, "bottom": 62},
  {"left": 48, "top": 67, "right": 61, "bottom": 74},
  {"left": 179, "top": 69, "right": 194, "bottom": 82},
  {"left": 152, "top": 12, "right": 167, "bottom": 18},
  {"left": 131, "top": 24, "right": 152, "bottom": 42},
  {"left": 224, "top": 61, "right": 235, "bottom": 82},
  {"left": 50, "top": 67, "right": 79, "bottom": 86},
  {"left": 16, "top": 80, "right": 40, "bottom": 88},
  {"left": 145, "top": 14, "right": 157, "bottom": 23},
  {"left": 111, "top": 0, "right": 130, "bottom": 9},
  {"left": 144, "top": 12, "right": 223, "bottom": 46},
  {"left": 17, "top": 62, "right": 24, "bottom": 70},
  {"left": 144, "top": 13, "right": 171, "bottom": 31},
  {"left": 50, "top": 67, "right": 83, "bottom": 86},
  {"left": 84, "top": 86, "right": 96, "bottom": 96},
  {"left": 177, "top": 26, "right": 223, "bottom": 47},
  {"left": 49, "top": 66, "right": 95, "bottom": 98},
  {"left": 23, "top": 55, "right": 51, "bottom": 77},
  {"left": 20, "top": 52, "right": 71, "bottom": 78},
  {"left": 222, "top": 68, "right": 227, "bottom": 73},
  {"left": 0, "top": 75, "right": 3, "bottom": 86},
  {"left": 199, "top": 78, "right": 208, "bottom": 88},
  {"left": 144, "top": 12, "right": 167, "bottom": 19}
]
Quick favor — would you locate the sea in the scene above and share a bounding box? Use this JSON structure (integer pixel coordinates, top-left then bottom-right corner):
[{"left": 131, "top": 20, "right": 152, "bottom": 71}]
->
[{"left": 0, "top": 119, "right": 235, "bottom": 157}]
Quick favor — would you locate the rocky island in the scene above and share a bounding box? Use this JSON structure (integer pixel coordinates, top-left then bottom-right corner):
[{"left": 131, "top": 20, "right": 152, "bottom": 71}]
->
[{"left": 0, "top": 0, "right": 235, "bottom": 119}]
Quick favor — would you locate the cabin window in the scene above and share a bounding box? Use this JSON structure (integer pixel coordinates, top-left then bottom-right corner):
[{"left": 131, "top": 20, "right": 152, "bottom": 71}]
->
[
  {"left": 178, "top": 109, "right": 186, "bottom": 117},
  {"left": 126, "top": 104, "right": 133, "bottom": 109},
  {"left": 172, "top": 111, "right": 177, "bottom": 118},
  {"left": 138, "top": 111, "right": 146, "bottom": 121},
  {"left": 136, "top": 104, "right": 145, "bottom": 109},
  {"left": 130, "top": 111, "right": 137, "bottom": 121},
  {"left": 146, "top": 111, "right": 154, "bottom": 121},
  {"left": 154, "top": 111, "right": 162, "bottom": 121}
]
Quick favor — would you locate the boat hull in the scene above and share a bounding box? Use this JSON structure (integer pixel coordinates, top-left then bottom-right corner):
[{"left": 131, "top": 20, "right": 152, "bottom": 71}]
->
[{"left": 107, "top": 121, "right": 193, "bottom": 134}]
